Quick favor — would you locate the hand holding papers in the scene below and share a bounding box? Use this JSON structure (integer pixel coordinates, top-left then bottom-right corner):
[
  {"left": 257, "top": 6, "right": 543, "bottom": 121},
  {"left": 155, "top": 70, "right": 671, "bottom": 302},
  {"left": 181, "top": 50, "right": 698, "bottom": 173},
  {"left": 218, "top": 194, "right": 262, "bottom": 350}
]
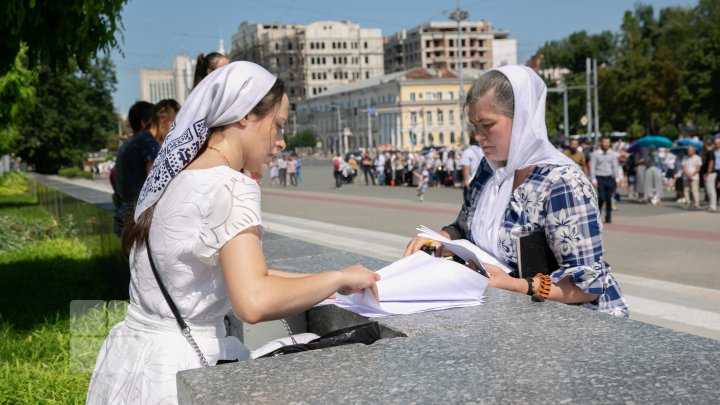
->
[
  {"left": 416, "top": 225, "right": 513, "bottom": 274},
  {"left": 333, "top": 252, "right": 488, "bottom": 317}
]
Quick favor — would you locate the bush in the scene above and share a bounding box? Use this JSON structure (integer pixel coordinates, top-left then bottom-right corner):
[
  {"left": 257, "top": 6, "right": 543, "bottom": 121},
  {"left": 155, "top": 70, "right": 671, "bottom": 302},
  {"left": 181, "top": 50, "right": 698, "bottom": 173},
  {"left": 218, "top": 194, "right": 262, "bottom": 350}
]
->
[
  {"left": 0, "top": 171, "right": 28, "bottom": 195},
  {"left": 58, "top": 167, "right": 93, "bottom": 179}
]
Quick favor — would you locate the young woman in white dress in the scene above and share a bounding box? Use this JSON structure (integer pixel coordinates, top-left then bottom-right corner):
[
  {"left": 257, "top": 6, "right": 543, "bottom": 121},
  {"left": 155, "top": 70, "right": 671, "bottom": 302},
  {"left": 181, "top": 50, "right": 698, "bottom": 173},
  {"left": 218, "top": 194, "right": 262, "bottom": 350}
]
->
[{"left": 87, "top": 62, "right": 380, "bottom": 405}]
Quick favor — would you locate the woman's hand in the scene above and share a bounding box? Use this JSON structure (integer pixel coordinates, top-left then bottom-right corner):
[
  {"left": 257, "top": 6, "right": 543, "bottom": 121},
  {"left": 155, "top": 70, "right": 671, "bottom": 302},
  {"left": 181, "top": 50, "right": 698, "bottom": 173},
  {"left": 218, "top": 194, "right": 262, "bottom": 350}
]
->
[
  {"left": 336, "top": 265, "right": 381, "bottom": 302},
  {"left": 403, "top": 229, "right": 454, "bottom": 258},
  {"left": 469, "top": 261, "right": 522, "bottom": 291}
]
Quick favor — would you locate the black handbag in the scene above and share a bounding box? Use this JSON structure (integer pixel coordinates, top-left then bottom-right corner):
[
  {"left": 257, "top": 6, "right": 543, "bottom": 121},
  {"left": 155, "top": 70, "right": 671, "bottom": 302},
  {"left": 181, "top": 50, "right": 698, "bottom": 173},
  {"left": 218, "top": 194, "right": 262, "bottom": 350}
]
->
[{"left": 257, "top": 322, "right": 381, "bottom": 358}]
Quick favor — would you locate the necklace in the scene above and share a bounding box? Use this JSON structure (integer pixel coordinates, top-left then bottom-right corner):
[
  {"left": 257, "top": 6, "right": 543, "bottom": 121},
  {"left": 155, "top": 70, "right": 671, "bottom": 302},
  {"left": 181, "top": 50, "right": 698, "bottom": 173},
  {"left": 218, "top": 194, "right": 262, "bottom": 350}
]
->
[{"left": 208, "top": 146, "right": 231, "bottom": 167}]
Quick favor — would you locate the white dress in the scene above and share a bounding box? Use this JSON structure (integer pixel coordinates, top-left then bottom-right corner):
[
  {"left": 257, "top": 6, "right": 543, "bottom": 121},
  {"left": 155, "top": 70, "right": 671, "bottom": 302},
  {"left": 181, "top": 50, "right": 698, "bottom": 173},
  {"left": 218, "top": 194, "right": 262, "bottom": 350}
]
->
[{"left": 87, "top": 167, "right": 262, "bottom": 405}]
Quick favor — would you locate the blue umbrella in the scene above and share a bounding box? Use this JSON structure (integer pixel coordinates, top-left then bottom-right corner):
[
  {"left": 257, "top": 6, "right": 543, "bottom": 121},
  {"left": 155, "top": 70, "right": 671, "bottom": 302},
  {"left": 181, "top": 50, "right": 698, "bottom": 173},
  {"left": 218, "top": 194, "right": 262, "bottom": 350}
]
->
[
  {"left": 677, "top": 138, "right": 704, "bottom": 149},
  {"left": 637, "top": 135, "right": 673, "bottom": 149},
  {"left": 625, "top": 140, "right": 640, "bottom": 153}
]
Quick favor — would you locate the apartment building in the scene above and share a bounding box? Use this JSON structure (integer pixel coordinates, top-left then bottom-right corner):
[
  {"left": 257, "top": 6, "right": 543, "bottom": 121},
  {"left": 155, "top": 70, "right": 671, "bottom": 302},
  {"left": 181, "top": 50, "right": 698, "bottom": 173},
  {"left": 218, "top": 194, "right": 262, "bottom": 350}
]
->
[
  {"left": 384, "top": 21, "right": 494, "bottom": 73},
  {"left": 230, "top": 20, "right": 385, "bottom": 104},
  {"left": 296, "top": 67, "right": 482, "bottom": 154}
]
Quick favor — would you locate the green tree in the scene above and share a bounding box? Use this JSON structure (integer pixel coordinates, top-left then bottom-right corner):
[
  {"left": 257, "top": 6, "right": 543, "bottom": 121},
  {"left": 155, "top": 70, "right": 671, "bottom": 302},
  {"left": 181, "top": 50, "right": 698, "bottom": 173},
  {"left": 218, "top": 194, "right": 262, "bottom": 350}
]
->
[
  {"left": 285, "top": 129, "right": 317, "bottom": 151},
  {"left": 0, "top": 46, "right": 36, "bottom": 155},
  {"left": 0, "top": 0, "right": 128, "bottom": 75},
  {"left": 17, "top": 57, "right": 117, "bottom": 173}
]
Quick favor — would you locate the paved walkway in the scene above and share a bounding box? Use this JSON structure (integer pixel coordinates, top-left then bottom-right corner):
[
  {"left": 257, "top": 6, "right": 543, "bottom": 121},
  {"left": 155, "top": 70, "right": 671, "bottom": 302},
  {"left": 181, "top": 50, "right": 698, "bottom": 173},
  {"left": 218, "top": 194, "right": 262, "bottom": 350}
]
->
[{"left": 45, "top": 164, "right": 720, "bottom": 341}]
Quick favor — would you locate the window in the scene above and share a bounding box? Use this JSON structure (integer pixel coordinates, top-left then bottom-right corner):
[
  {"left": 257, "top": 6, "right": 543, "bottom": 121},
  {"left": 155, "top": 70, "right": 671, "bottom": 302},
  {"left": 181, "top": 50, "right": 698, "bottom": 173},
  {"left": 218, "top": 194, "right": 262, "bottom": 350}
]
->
[
  {"left": 343, "top": 42, "right": 347, "bottom": 49},
  {"left": 437, "top": 109, "right": 444, "bottom": 123},
  {"left": 436, "top": 92, "right": 442, "bottom": 100},
  {"left": 450, "top": 132, "right": 455, "bottom": 144},
  {"left": 287, "top": 42, "right": 293, "bottom": 50},
  {"left": 410, "top": 111, "right": 417, "bottom": 125},
  {"left": 448, "top": 91, "right": 454, "bottom": 100},
  {"left": 289, "top": 57, "right": 294, "bottom": 66},
  {"left": 425, "top": 111, "right": 432, "bottom": 125},
  {"left": 364, "top": 41, "right": 368, "bottom": 49},
  {"left": 409, "top": 92, "right": 416, "bottom": 101},
  {"left": 275, "top": 42, "right": 279, "bottom": 51},
  {"left": 365, "top": 56, "right": 369, "bottom": 64},
  {"left": 439, "top": 132, "right": 444, "bottom": 144},
  {"left": 333, "top": 57, "right": 337, "bottom": 64},
  {"left": 332, "top": 42, "right": 336, "bottom": 49},
  {"left": 276, "top": 57, "right": 280, "bottom": 66},
  {"left": 425, "top": 92, "right": 432, "bottom": 100},
  {"left": 322, "top": 57, "right": 326, "bottom": 64},
  {"left": 449, "top": 110, "right": 455, "bottom": 123},
  {"left": 322, "top": 42, "right": 326, "bottom": 49},
  {"left": 310, "top": 42, "right": 315, "bottom": 50},
  {"left": 289, "top": 72, "right": 294, "bottom": 81},
  {"left": 365, "top": 71, "right": 369, "bottom": 79},
  {"left": 311, "top": 72, "right": 316, "bottom": 80}
]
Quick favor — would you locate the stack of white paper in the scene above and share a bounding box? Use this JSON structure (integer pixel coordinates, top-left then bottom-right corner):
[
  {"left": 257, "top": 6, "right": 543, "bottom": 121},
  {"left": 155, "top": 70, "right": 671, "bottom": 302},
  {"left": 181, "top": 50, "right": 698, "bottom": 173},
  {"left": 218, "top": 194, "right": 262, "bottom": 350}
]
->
[
  {"left": 416, "top": 225, "right": 513, "bottom": 274},
  {"left": 333, "top": 252, "right": 488, "bottom": 317}
]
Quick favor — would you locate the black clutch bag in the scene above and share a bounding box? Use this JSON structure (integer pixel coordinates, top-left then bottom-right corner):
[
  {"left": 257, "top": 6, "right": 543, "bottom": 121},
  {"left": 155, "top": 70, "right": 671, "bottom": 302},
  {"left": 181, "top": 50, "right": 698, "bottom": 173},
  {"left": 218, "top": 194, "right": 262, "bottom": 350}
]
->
[{"left": 514, "top": 230, "right": 558, "bottom": 279}]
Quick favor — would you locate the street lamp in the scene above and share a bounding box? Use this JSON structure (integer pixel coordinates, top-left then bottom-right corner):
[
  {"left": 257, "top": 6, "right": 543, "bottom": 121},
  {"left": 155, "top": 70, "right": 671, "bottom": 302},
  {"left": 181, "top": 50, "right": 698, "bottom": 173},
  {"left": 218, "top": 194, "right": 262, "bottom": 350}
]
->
[
  {"left": 331, "top": 103, "right": 343, "bottom": 156},
  {"left": 449, "top": 7, "right": 468, "bottom": 144}
]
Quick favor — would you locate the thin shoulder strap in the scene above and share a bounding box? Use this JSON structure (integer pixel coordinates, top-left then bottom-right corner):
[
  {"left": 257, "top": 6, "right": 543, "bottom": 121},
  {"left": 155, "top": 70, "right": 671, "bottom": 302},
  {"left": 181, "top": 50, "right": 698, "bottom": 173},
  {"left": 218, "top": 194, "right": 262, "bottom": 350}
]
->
[{"left": 146, "top": 239, "right": 210, "bottom": 367}]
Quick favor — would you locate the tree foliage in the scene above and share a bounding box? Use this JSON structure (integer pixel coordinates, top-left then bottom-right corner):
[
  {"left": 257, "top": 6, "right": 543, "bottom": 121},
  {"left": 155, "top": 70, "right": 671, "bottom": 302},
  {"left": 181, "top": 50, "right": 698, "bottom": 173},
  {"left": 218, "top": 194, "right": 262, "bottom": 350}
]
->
[
  {"left": 0, "top": 0, "right": 128, "bottom": 75},
  {"left": 0, "top": 46, "right": 36, "bottom": 155},
  {"left": 285, "top": 129, "right": 318, "bottom": 151},
  {"left": 538, "top": 0, "right": 720, "bottom": 137},
  {"left": 17, "top": 57, "right": 118, "bottom": 174}
]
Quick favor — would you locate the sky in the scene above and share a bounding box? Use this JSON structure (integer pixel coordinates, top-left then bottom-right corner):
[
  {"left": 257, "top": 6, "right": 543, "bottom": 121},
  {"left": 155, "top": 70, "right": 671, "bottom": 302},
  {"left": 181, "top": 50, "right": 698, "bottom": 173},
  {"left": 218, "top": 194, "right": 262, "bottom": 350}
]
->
[{"left": 109, "top": 0, "right": 696, "bottom": 114}]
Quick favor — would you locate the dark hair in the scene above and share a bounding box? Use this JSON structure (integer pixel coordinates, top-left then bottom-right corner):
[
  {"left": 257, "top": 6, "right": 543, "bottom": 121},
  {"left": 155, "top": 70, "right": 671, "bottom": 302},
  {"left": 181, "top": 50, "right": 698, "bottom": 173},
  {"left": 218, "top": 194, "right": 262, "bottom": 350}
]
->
[
  {"left": 193, "top": 52, "right": 229, "bottom": 88},
  {"left": 128, "top": 101, "right": 154, "bottom": 134},
  {"left": 151, "top": 99, "right": 181, "bottom": 128},
  {"left": 121, "top": 79, "right": 286, "bottom": 258}
]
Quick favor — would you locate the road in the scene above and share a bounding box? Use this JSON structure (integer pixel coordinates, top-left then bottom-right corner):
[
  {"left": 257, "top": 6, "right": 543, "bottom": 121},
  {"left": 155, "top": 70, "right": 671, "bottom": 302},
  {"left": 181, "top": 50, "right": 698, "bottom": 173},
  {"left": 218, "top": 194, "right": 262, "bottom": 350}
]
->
[{"left": 62, "top": 159, "right": 720, "bottom": 341}]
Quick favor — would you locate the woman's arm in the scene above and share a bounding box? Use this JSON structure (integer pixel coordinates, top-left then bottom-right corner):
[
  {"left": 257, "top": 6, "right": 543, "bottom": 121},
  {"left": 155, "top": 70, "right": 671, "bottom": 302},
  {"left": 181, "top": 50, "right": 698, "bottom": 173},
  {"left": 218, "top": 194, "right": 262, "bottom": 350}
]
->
[
  {"left": 267, "top": 269, "right": 309, "bottom": 278},
  {"left": 482, "top": 264, "right": 597, "bottom": 304},
  {"left": 220, "top": 227, "right": 380, "bottom": 324}
]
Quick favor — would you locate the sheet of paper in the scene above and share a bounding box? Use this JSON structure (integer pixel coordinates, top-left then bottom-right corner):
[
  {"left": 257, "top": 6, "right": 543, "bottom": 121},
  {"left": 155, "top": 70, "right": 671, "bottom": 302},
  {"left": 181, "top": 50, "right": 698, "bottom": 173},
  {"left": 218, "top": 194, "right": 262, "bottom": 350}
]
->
[
  {"left": 417, "top": 225, "right": 513, "bottom": 274},
  {"left": 333, "top": 252, "right": 487, "bottom": 317}
]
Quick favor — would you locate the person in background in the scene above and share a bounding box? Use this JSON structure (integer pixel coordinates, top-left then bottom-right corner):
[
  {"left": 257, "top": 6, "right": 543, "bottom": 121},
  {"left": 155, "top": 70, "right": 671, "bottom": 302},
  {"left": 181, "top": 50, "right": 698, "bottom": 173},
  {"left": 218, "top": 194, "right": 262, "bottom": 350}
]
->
[
  {"left": 87, "top": 63, "right": 379, "bottom": 404},
  {"left": 682, "top": 145, "right": 703, "bottom": 209},
  {"left": 704, "top": 137, "right": 719, "bottom": 212},
  {"left": 415, "top": 167, "right": 430, "bottom": 202},
  {"left": 192, "top": 52, "right": 230, "bottom": 88},
  {"left": 563, "top": 138, "right": 588, "bottom": 176},
  {"left": 277, "top": 155, "right": 288, "bottom": 187},
  {"left": 404, "top": 65, "right": 627, "bottom": 317},
  {"left": 643, "top": 147, "right": 663, "bottom": 206},
  {"left": 112, "top": 101, "right": 155, "bottom": 237},
  {"left": 374, "top": 152, "right": 386, "bottom": 186},
  {"left": 590, "top": 136, "right": 621, "bottom": 224},
  {"left": 148, "top": 99, "right": 181, "bottom": 146},
  {"left": 332, "top": 153, "right": 343, "bottom": 189},
  {"left": 459, "top": 133, "right": 484, "bottom": 197},
  {"left": 287, "top": 154, "right": 298, "bottom": 187},
  {"left": 295, "top": 154, "right": 302, "bottom": 184},
  {"left": 361, "top": 152, "right": 376, "bottom": 186},
  {"left": 269, "top": 158, "right": 279, "bottom": 186}
]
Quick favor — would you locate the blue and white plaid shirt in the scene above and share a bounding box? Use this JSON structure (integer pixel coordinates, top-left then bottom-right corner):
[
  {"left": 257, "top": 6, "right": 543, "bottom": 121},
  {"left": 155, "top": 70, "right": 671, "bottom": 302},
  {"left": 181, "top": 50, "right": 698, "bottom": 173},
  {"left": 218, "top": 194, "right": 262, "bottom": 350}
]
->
[{"left": 449, "top": 159, "right": 629, "bottom": 317}]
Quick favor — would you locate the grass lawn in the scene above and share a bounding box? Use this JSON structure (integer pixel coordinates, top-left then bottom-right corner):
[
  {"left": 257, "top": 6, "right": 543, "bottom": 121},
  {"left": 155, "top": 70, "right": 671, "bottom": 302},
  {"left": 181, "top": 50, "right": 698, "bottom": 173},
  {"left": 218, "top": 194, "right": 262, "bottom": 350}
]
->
[{"left": 0, "top": 172, "right": 128, "bottom": 404}]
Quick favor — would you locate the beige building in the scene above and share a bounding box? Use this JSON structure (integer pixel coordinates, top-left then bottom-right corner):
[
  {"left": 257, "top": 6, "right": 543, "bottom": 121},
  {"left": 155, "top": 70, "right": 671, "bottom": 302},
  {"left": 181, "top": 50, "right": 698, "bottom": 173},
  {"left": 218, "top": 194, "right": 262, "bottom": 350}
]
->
[
  {"left": 384, "top": 21, "right": 494, "bottom": 73},
  {"left": 296, "top": 67, "right": 481, "bottom": 154},
  {"left": 229, "top": 20, "right": 385, "bottom": 104},
  {"left": 138, "top": 54, "right": 197, "bottom": 105}
]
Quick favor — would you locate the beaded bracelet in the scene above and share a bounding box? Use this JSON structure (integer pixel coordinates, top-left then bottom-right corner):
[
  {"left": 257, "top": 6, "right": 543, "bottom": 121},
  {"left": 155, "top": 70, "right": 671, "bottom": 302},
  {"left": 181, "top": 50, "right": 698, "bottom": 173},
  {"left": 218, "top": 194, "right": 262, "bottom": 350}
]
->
[{"left": 531, "top": 274, "right": 551, "bottom": 302}]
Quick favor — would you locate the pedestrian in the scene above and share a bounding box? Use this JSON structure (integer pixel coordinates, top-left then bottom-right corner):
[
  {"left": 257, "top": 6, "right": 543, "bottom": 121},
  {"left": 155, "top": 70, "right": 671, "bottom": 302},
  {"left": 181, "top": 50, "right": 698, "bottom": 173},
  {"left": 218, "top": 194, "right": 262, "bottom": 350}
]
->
[
  {"left": 681, "top": 145, "right": 703, "bottom": 209},
  {"left": 269, "top": 158, "right": 279, "bottom": 186},
  {"left": 112, "top": 101, "right": 157, "bottom": 237},
  {"left": 643, "top": 147, "right": 663, "bottom": 205},
  {"left": 295, "top": 155, "right": 302, "bottom": 184},
  {"left": 703, "top": 137, "right": 719, "bottom": 212},
  {"left": 332, "top": 153, "right": 343, "bottom": 188},
  {"left": 404, "top": 65, "right": 627, "bottom": 317},
  {"left": 277, "top": 155, "right": 287, "bottom": 187},
  {"left": 590, "top": 136, "right": 621, "bottom": 224},
  {"left": 459, "top": 134, "right": 484, "bottom": 196},
  {"left": 415, "top": 168, "right": 429, "bottom": 202},
  {"left": 87, "top": 62, "right": 379, "bottom": 404},
  {"left": 374, "top": 152, "right": 385, "bottom": 185},
  {"left": 287, "top": 155, "right": 298, "bottom": 186},
  {"left": 361, "top": 152, "right": 376, "bottom": 185},
  {"left": 563, "top": 138, "right": 588, "bottom": 176},
  {"left": 192, "top": 52, "right": 229, "bottom": 89}
]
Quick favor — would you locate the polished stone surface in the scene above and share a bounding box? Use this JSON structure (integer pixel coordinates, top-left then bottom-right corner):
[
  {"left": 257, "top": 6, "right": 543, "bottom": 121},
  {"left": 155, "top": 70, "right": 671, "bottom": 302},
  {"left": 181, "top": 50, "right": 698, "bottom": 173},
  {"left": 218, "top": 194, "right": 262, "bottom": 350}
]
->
[{"left": 178, "top": 235, "right": 720, "bottom": 404}]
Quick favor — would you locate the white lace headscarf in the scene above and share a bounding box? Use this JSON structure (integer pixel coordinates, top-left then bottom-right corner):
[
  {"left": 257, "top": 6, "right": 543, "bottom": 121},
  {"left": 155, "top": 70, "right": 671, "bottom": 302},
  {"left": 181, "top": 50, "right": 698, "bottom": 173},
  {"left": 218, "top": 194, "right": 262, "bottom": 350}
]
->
[
  {"left": 134, "top": 61, "right": 277, "bottom": 221},
  {"left": 469, "top": 65, "right": 573, "bottom": 261}
]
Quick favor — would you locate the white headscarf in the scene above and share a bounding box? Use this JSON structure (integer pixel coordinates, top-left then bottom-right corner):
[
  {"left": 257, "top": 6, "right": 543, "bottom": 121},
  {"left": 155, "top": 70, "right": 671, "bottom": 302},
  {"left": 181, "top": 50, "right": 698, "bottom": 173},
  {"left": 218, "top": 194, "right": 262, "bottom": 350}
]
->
[
  {"left": 134, "top": 61, "right": 277, "bottom": 221},
  {"left": 470, "top": 65, "right": 573, "bottom": 261}
]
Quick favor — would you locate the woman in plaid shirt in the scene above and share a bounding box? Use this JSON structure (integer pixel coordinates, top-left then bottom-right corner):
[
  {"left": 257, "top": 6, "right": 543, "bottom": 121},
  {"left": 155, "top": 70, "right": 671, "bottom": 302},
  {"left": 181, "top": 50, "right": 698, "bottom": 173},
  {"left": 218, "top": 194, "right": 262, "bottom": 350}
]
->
[{"left": 405, "top": 65, "right": 628, "bottom": 317}]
